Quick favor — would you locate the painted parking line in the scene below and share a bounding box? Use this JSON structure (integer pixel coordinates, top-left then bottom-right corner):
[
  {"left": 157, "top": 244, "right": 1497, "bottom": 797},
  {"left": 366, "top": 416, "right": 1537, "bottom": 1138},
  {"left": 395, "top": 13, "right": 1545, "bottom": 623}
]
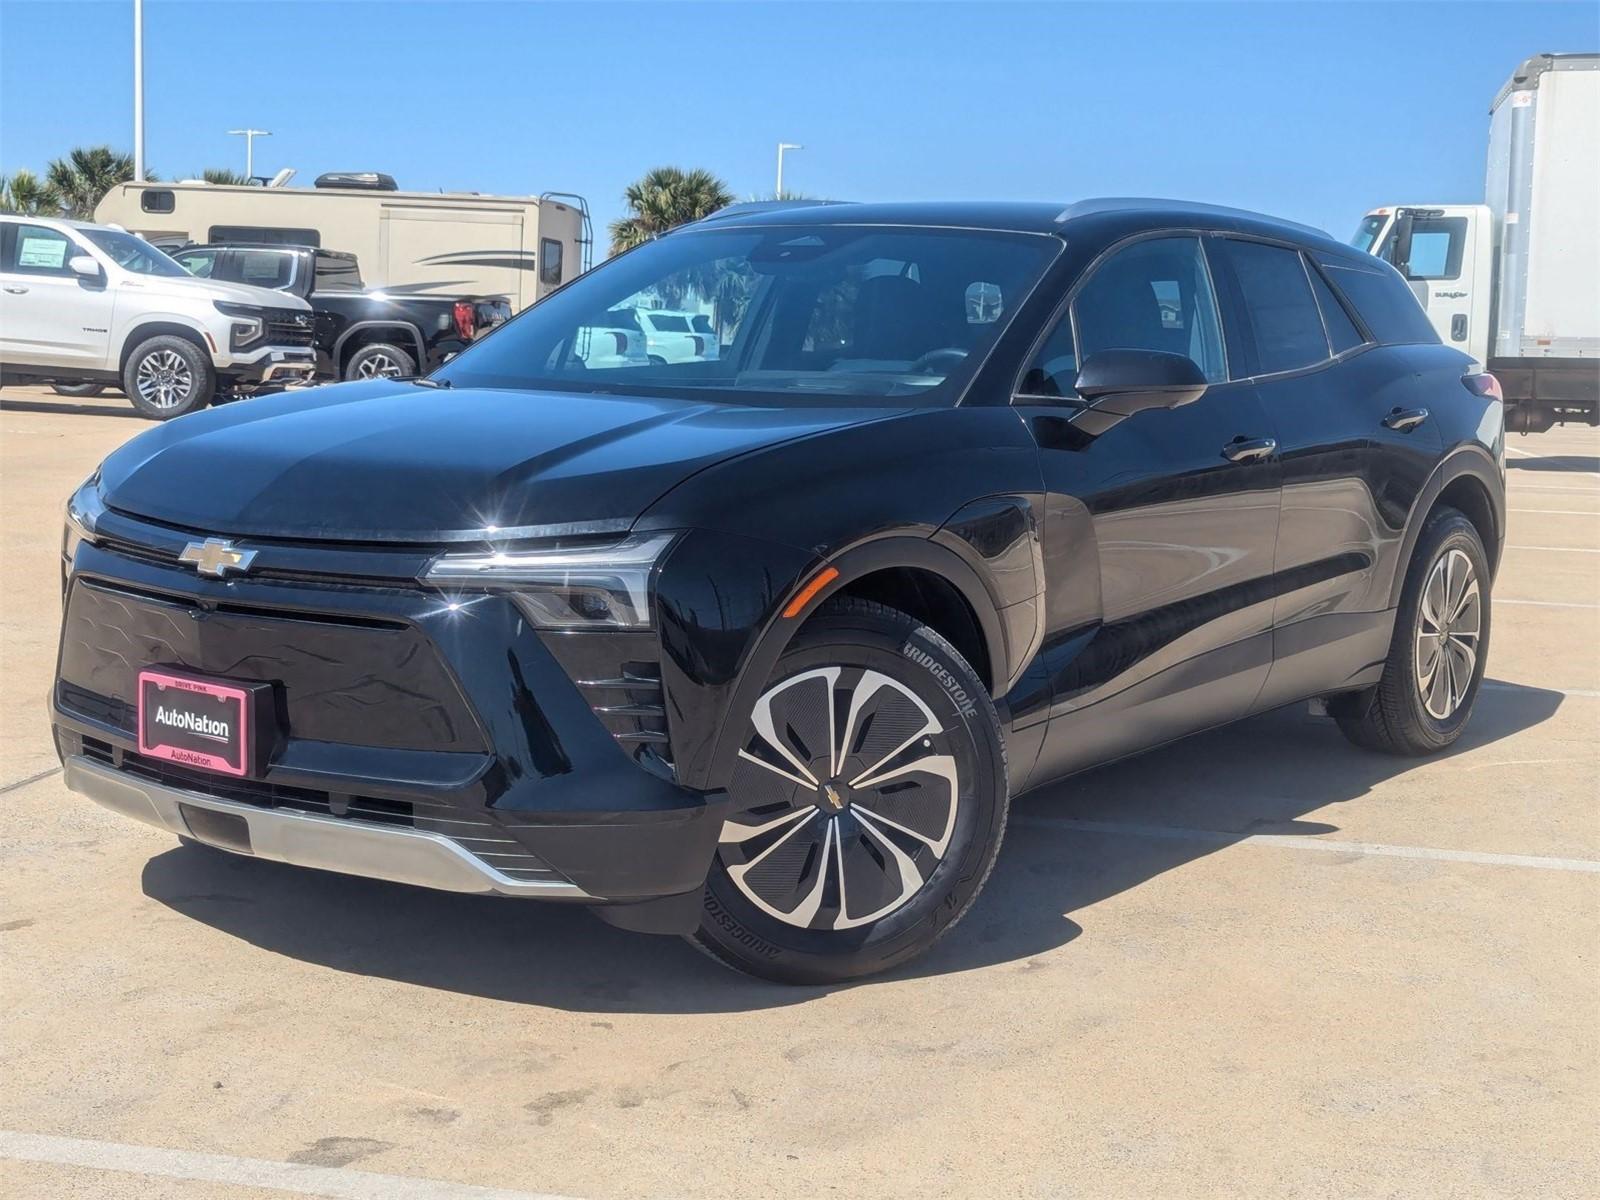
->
[
  {"left": 0, "top": 1130, "right": 583, "bottom": 1200},
  {"left": 0, "top": 766, "right": 60, "bottom": 795},
  {"left": 1008, "top": 817, "right": 1600, "bottom": 873},
  {"left": 1495, "top": 597, "right": 1600, "bottom": 610},
  {"left": 1508, "top": 508, "right": 1600, "bottom": 516},
  {"left": 1503, "top": 544, "right": 1600, "bottom": 554}
]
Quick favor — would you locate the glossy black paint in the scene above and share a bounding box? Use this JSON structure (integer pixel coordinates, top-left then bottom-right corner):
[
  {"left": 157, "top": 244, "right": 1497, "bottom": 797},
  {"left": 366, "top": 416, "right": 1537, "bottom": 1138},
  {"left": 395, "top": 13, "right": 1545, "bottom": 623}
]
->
[{"left": 57, "top": 199, "right": 1506, "bottom": 913}]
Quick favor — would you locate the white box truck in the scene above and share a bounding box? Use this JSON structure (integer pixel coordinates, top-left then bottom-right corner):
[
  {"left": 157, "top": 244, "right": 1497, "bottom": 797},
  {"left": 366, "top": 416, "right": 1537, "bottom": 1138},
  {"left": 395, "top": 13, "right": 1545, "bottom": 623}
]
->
[{"left": 1354, "top": 53, "right": 1598, "bottom": 432}]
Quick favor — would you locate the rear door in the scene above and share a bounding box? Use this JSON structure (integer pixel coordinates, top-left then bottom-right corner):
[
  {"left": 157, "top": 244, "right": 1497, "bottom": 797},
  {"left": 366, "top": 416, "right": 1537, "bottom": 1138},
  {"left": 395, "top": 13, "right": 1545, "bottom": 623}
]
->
[
  {"left": 1018, "top": 234, "right": 1282, "bottom": 782},
  {"left": 1210, "top": 237, "right": 1443, "bottom": 707}
]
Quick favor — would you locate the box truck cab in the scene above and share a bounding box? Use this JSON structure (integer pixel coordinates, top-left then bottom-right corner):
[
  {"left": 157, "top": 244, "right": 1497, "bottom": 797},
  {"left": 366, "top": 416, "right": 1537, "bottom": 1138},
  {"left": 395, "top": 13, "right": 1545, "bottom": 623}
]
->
[{"left": 1356, "top": 54, "right": 1598, "bottom": 433}]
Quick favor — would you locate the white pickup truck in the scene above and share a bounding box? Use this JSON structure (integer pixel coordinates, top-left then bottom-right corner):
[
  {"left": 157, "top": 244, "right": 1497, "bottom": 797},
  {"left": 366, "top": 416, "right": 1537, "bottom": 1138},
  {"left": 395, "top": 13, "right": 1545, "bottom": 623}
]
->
[
  {"left": 1355, "top": 53, "right": 1597, "bottom": 433},
  {"left": 0, "top": 215, "right": 316, "bottom": 419}
]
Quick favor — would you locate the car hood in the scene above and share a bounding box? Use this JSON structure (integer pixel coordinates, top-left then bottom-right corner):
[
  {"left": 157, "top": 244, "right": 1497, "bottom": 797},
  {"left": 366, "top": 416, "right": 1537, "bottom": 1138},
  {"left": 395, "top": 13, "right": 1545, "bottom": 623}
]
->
[
  {"left": 121, "top": 275, "right": 306, "bottom": 309},
  {"left": 97, "top": 380, "right": 900, "bottom": 543}
]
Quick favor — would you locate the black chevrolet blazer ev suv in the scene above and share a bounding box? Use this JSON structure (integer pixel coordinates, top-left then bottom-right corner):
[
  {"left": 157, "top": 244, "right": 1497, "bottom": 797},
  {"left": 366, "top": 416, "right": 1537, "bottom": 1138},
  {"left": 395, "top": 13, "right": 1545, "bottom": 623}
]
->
[{"left": 53, "top": 200, "right": 1506, "bottom": 983}]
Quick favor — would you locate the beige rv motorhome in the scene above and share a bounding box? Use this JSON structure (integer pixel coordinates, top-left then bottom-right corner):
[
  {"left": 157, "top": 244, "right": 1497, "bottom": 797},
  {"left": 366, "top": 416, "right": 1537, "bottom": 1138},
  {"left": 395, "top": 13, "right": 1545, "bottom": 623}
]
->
[{"left": 95, "top": 176, "right": 590, "bottom": 311}]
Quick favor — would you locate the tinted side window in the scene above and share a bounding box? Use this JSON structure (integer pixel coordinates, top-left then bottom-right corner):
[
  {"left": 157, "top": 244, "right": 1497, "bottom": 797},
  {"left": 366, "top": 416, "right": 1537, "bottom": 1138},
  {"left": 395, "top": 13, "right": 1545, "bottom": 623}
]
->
[
  {"left": 540, "top": 237, "right": 563, "bottom": 285},
  {"left": 172, "top": 250, "right": 217, "bottom": 278},
  {"left": 140, "top": 189, "right": 176, "bottom": 214},
  {"left": 1039, "top": 235, "right": 1227, "bottom": 393},
  {"left": 1223, "top": 240, "right": 1329, "bottom": 374},
  {"left": 1316, "top": 255, "right": 1439, "bottom": 347},
  {"left": 1306, "top": 260, "right": 1364, "bottom": 355}
]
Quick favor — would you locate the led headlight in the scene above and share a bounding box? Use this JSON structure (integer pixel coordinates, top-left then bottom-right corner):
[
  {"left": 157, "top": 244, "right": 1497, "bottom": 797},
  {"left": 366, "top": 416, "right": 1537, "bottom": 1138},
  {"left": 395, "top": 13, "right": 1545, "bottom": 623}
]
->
[
  {"left": 215, "top": 301, "right": 265, "bottom": 350},
  {"left": 424, "top": 532, "right": 678, "bottom": 629},
  {"left": 63, "top": 475, "right": 104, "bottom": 561}
]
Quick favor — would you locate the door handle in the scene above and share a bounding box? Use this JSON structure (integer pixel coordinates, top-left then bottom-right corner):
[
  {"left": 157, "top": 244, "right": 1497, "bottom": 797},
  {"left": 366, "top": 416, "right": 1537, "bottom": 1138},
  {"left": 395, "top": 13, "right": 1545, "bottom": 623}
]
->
[
  {"left": 2, "top": 286, "right": 28, "bottom": 295},
  {"left": 1383, "top": 407, "right": 1430, "bottom": 433},
  {"left": 1221, "top": 436, "right": 1277, "bottom": 464}
]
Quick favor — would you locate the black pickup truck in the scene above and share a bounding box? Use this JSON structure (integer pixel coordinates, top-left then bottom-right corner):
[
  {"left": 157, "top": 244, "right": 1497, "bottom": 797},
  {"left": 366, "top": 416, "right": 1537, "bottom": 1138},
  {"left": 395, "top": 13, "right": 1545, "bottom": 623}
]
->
[{"left": 170, "top": 244, "right": 511, "bottom": 381}]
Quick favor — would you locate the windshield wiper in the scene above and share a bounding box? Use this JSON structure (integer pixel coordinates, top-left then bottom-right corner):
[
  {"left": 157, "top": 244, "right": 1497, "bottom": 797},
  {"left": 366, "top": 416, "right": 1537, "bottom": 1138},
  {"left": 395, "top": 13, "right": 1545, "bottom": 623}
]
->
[{"left": 410, "top": 377, "right": 452, "bottom": 389}]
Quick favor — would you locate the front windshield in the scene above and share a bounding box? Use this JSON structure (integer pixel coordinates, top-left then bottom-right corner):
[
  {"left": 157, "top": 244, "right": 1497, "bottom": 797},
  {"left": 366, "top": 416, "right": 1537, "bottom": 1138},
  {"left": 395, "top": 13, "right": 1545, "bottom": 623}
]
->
[
  {"left": 1349, "top": 214, "right": 1388, "bottom": 255},
  {"left": 436, "top": 225, "right": 1058, "bottom": 405},
  {"left": 81, "top": 228, "right": 189, "bottom": 277}
]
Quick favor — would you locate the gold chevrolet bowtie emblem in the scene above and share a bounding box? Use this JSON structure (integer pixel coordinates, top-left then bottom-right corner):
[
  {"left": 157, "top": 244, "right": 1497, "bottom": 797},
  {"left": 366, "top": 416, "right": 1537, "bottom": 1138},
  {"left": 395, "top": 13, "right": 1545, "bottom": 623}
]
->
[{"left": 823, "top": 784, "right": 844, "bottom": 811}]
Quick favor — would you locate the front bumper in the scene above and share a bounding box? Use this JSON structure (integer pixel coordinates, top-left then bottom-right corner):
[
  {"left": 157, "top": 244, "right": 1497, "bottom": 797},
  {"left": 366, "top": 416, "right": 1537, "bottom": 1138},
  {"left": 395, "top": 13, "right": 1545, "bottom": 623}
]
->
[
  {"left": 52, "top": 523, "right": 731, "bottom": 905},
  {"left": 220, "top": 345, "right": 317, "bottom": 387},
  {"left": 64, "top": 754, "right": 587, "bottom": 897}
]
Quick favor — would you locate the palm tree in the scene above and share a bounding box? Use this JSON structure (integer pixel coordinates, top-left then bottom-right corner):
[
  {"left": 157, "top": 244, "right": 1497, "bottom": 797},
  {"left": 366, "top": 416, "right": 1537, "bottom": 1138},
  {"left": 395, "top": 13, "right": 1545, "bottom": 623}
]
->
[
  {"left": 45, "top": 146, "right": 138, "bottom": 219},
  {"left": 0, "top": 169, "right": 60, "bottom": 215},
  {"left": 197, "top": 168, "right": 250, "bottom": 185},
  {"left": 608, "top": 167, "right": 733, "bottom": 256}
]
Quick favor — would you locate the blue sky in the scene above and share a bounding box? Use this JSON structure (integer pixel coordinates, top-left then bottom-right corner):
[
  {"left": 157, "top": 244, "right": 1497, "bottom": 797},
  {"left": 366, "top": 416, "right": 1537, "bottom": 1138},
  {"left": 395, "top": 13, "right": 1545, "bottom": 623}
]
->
[{"left": 2, "top": 0, "right": 1595, "bottom": 250}]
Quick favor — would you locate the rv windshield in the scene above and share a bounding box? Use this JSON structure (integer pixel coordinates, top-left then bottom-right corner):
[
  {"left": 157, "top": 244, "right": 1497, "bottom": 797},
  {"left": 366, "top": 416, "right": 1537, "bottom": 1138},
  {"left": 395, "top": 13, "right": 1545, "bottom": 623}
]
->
[
  {"left": 81, "top": 228, "right": 189, "bottom": 278},
  {"left": 435, "top": 225, "right": 1058, "bottom": 406}
]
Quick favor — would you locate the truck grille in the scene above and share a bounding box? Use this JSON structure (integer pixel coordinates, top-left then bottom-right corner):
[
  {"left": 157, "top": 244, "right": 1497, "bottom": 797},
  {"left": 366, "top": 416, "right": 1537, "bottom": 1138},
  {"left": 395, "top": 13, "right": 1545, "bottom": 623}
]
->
[{"left": 263, "top": 308, "right": 316, "bottom": 347}]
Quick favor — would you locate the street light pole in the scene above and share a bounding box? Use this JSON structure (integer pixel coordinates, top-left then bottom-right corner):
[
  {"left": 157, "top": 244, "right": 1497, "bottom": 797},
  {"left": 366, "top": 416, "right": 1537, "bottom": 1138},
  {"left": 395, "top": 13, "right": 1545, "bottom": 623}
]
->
[
  {"left": 228, "top": 129, "right": 271, "bottom": 180},
  {"left": 776, "top": 142, "right": 803, "bottom": 198},
  {"left": 132, "top": 0, "right": 145, "bottom": 180}
]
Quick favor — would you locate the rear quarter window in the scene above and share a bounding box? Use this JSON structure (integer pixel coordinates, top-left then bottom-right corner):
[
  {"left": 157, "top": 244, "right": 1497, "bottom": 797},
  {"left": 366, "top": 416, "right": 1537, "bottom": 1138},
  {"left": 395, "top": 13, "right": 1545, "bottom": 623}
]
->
[{"left": 1314, "top": 253, "right": 1438, "bottom": 347}]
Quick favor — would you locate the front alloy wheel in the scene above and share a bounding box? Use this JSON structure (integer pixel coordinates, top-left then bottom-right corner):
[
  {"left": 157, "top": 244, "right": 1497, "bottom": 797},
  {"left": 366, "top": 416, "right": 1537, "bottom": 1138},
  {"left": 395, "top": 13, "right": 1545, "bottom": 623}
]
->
[
  {"left": 135, "top": 349, "right": 195, "bottom": 411},
  {"left": 692, "top": 598, "right": 1008, "bottom": 983}
]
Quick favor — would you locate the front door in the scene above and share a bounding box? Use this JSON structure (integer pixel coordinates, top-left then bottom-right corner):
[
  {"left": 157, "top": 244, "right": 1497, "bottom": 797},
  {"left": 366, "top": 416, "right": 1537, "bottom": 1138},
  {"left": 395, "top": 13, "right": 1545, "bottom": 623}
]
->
[
  {"left": 1014, "top": 234, "right": 1282, "bottom": 784},
  {"left": 0, "top": 222, "right": 114, "bottom": 371}
]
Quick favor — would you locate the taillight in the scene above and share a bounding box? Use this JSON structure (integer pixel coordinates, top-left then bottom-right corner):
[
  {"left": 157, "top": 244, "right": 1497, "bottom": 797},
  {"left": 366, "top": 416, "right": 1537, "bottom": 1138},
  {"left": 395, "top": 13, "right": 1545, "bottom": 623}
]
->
[
  {"left": 453, "top": 300, "right": 474, "bottom": 341},
  {"left": 1463, "top": 371, "right": 1503, "bottom": 403}
]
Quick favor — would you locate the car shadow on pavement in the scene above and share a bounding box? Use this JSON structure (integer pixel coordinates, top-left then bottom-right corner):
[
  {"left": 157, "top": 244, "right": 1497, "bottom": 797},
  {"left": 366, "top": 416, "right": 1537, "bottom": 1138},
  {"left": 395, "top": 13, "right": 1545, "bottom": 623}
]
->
[{"left": 141, "top": 679, "right": 1563, "bottom": 1013}]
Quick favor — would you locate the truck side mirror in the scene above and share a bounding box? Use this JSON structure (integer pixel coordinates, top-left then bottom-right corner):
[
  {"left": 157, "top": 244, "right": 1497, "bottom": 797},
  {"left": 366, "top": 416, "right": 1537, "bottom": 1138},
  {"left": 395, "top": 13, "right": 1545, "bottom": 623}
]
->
[
  {"left": 68, "top": 255, "right": 103, "bottom": 282},
  {"left": 1390, "top": 211, "right": 1416, "bottom": 278}
]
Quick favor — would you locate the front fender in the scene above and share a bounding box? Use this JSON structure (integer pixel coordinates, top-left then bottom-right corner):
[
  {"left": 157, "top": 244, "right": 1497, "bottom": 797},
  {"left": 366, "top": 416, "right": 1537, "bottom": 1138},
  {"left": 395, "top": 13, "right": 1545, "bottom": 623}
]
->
[{"left": 656, "top": 529, "right": 1014, "bottom": 792}]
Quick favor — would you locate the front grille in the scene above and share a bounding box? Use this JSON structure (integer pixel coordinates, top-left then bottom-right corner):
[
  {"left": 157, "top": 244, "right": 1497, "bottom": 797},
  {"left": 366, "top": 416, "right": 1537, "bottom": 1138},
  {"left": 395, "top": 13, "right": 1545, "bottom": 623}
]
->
[
  {"left": 263, "top": 309, "right": 316, "bottom": 347},
  {"left": 79, "top": 735, "right": 558, "bottom": 883},
  {"left": 61, "top": 578, "right": 484, "bottom": 753}
]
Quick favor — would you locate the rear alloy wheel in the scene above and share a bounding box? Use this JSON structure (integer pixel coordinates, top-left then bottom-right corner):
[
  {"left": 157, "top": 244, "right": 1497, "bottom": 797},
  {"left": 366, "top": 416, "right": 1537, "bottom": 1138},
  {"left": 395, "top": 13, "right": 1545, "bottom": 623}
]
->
[
  {"left": 691, "top": 598, "right": 1008, "bottom": 984},
  {"left": 344, "top": 342, "right": 416, "bottom": 381},
  {"left": 1336, "top": 507, "right": 1491, "bottom": 755}
]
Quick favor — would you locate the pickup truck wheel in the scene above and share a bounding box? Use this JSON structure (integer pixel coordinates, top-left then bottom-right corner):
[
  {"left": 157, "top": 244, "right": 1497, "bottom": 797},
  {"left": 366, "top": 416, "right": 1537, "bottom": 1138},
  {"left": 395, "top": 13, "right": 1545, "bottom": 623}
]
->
[
  {"left": 51, "top": 382, "right": 106, "bottom": 398},
  {"left": 345, "top": 343, "right": 415, "bottom": 381},
  {"left": 690, "top": 598, "right": 1008, "bottom": 984},
  {"left": 1337, "top": 507, "right": 1491, "bottom": 755},
  {"left": 122, "top": 335, "right": 214, "bottom": 420}
]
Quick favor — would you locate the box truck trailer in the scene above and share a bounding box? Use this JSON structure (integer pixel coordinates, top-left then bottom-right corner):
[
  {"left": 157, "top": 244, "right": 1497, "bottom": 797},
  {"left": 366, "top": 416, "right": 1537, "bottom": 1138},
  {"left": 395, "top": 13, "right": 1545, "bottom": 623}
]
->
[
  {"left": 1354, "top": 53, "right": 1598, "bottom": 433},
  {"left": 96, "top": 174, "right": 591, "bottom": 313}
]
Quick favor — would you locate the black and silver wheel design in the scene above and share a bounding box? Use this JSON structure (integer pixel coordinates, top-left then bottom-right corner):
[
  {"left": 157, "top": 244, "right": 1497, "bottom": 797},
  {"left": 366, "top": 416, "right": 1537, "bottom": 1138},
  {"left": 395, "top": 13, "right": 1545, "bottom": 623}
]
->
[
  {"left": 692, "top": 598, "right": 1008, "bottom": 984},
  {"left": 121, "top": 334, "right": 214, "bottom": 420},
  {"left": 1337, "top": 506, "right": 1491, "bottom": 756},
  {"left": 1416, "top": 547, "right": 1481, "bottom": 721},
  {"left": 720, "top": 666, "right": 959, "bottom": 931},
  {"left": 344, "top": 342, "right": 416, "bottom": 381}
]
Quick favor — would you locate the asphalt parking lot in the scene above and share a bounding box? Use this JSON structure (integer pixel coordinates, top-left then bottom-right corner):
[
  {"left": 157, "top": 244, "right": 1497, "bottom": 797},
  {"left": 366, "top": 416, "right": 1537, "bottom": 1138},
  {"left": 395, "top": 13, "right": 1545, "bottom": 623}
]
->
[{"left": 1, "top": 385, "right": 1595, "bottom": 1199}]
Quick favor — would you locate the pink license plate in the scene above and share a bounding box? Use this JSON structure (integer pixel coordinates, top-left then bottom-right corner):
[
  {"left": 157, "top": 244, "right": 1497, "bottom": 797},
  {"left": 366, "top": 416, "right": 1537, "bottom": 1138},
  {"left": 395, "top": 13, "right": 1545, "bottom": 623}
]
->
[{"left": 137, "top": 670, "right": 251, "bottom": 777}]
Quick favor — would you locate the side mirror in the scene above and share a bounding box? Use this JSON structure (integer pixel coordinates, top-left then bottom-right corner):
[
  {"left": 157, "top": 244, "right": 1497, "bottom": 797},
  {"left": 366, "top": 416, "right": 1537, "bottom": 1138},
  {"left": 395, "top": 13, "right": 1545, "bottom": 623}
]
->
[
  {"left": 1072, "top": 349, "right": 1208, "bottom": 435},
  {"left": 1390, "top": 210, "right": 1416, "bottom": 278},
  {"left": 68, "top": 255, "right": 103, "bottom": 282}
]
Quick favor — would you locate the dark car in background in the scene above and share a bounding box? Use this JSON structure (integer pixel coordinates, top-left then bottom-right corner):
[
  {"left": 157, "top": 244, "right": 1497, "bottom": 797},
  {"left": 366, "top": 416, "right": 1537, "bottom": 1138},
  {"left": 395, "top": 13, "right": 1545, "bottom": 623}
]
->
[
  {"left": 170, "top": 243, "right": 511, "bottom": 381},
  {"left": 53, "top": 199, "right": 1505, "bottom": 983}
]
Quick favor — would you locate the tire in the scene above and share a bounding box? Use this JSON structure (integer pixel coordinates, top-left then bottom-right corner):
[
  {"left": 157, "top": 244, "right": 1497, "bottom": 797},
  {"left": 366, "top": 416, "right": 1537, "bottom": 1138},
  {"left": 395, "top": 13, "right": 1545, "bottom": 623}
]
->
[
  {"left": 122, "top": 335, "right": 214, "bottom": 420},
  {"left": 1337, "top": 507, "right": 1491, "bottom": 755},
  {"left": 344, "top": 342, "right": 415, "bottom": 381},
  {"left": 51, "top": 382, "right": 106, "bottom": 398},
  {"left": 690, "top": 597, "right": 1009, "bottom": 984}
]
